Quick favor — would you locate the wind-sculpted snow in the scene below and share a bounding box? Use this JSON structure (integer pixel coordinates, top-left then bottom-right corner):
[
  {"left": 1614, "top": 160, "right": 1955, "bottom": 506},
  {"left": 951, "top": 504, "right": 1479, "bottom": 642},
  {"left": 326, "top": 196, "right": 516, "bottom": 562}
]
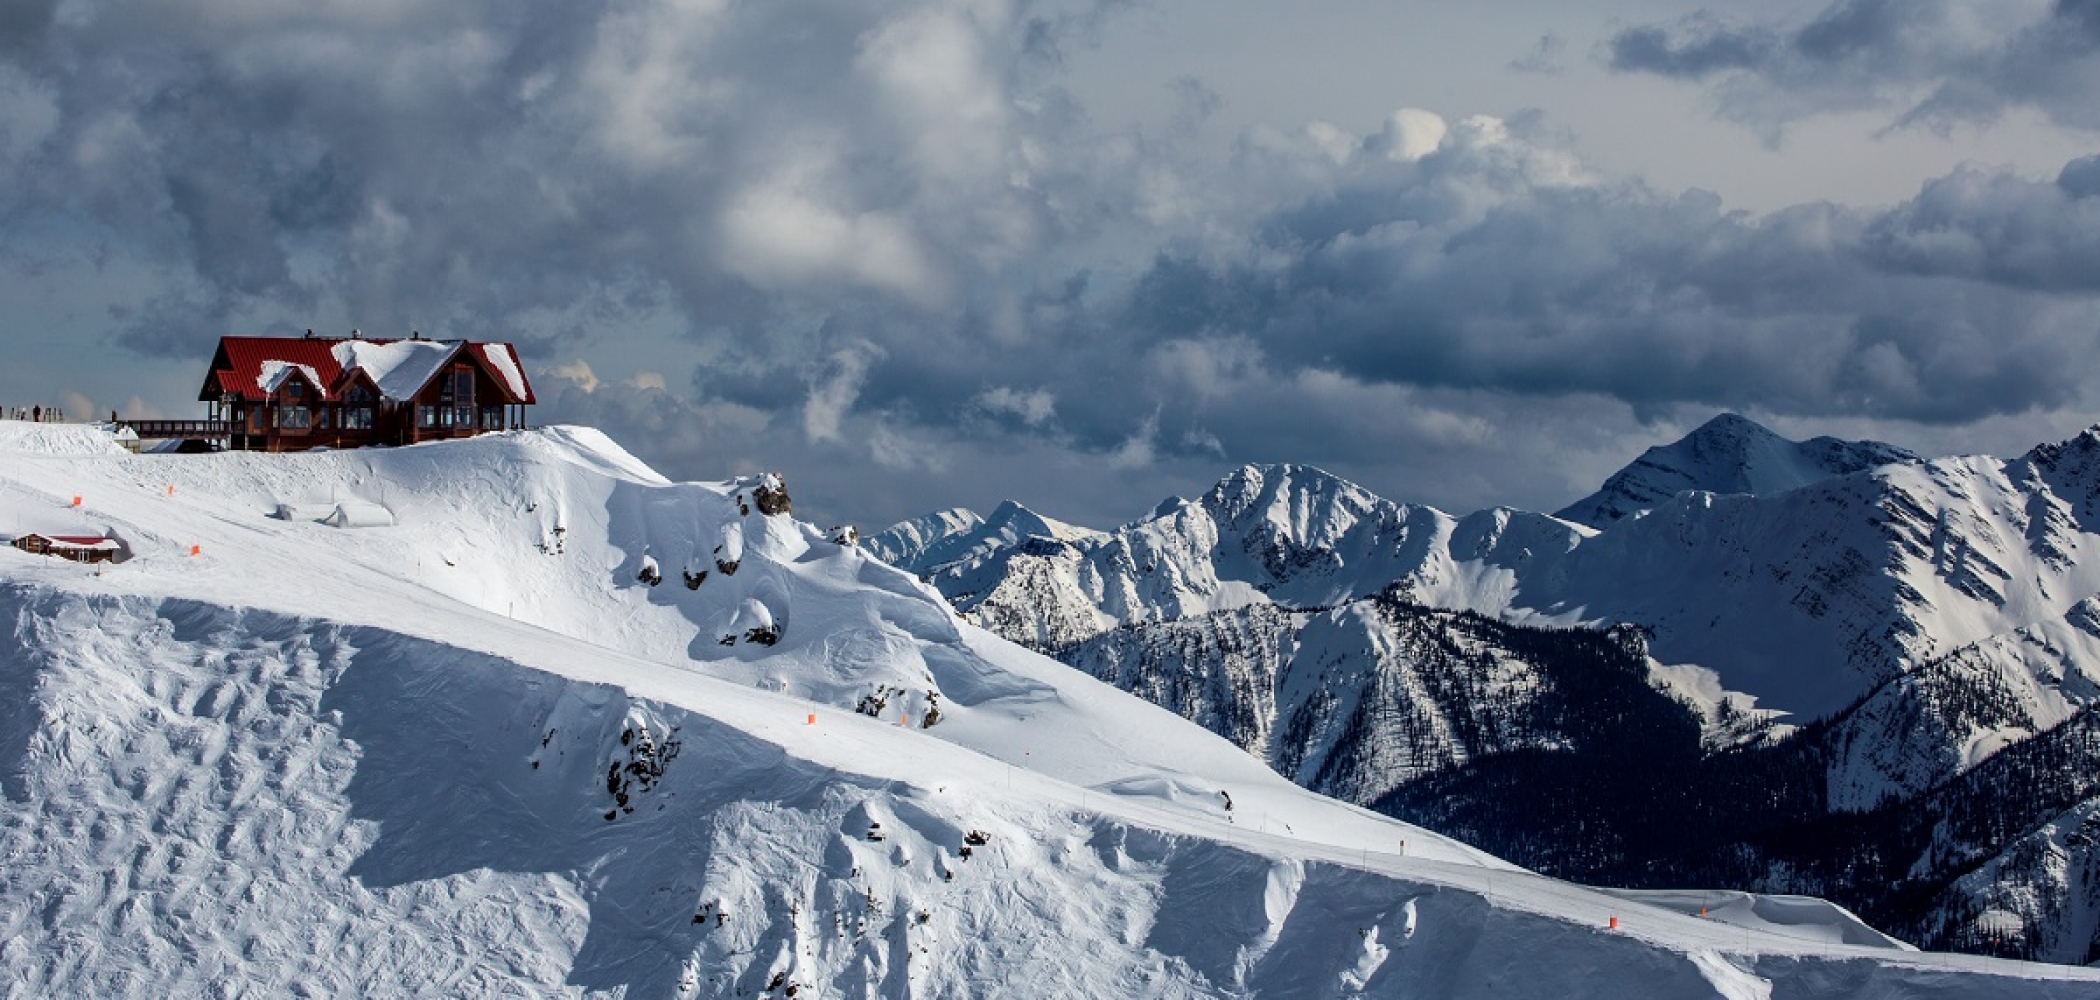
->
[{"left": 1, "top": 421, "right": 2095, "bottom": 994}]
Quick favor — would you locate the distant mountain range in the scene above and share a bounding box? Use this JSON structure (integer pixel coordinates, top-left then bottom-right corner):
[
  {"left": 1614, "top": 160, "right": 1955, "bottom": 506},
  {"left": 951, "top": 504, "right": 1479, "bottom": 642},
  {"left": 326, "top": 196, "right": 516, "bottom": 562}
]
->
[{"left": 868, "top": 413, "right": 2100, "bottom": 963}]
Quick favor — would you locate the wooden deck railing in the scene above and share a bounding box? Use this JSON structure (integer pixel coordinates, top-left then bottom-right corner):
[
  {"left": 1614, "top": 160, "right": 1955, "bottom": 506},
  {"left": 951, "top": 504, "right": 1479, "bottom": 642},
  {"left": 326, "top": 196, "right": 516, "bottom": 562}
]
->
[{"left": 119, "top": 420, "right": 232, "bottom": 438}]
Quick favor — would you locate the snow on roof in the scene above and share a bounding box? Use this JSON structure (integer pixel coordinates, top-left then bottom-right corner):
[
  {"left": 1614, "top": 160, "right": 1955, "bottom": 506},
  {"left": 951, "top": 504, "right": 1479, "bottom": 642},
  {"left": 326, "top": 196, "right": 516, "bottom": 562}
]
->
[
  {"left": 331, "top": 339, "right": 461, "bottom": 402},
  {"left": 204, "top": 335, "right": 535, "bottom": 404},
  {"left": 9, "top": 533, "right": 121, "bottom": 551},
  {"left": 44, "top": 536, "right": 121, "bottom": 551},
  {"left": 476, "top": 343, "right": 535, "bottom": 403},
  {"left": 256, "top": 360, "right": 323, "bottom": 395}
]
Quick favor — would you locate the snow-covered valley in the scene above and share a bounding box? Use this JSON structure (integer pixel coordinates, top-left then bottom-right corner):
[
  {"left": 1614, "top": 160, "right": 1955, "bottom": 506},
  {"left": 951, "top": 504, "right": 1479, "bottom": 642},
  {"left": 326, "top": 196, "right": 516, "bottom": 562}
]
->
[{"left": 1, "top": 420, "right": 2090, "bottom": 995}]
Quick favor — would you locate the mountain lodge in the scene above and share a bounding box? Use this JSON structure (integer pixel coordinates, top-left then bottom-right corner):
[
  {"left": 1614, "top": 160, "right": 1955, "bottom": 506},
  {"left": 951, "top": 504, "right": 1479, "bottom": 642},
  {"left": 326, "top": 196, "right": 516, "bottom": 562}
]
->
[
  {"left": 193, "top": 334, "right": 536, "bottom": 452},
  {"left": 9, "top": 533, "right": 126, "bottom": 564}
]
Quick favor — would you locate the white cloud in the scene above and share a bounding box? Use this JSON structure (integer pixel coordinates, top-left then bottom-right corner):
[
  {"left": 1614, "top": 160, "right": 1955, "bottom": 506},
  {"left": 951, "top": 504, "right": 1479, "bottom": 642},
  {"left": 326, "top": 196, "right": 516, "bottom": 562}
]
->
[
  {"left": 868, "top": 418, "right": 954, "bottom": 472},
  {"left": 974, "top": 385, "right": 1055, "bottom": 425},
  {"left": 720, "top": 177, "right": 946, "bottom": 305},
  {"left": 857, "top": 4, "right": 1012, "bottom": 182},
  {"left": 541, "top": 360, "right": 670, "bottom": 396},
  {"left": 1104, "top": 411, "right": 1158, "bottom": 470},
  {"left": 1375, "top": 108, "right": 1447, "bottom": 163},
  {"left": 542, "top": 360, "right": 602, "bottom": 393},
  {"left": 802, "top": 341, "right": 883, "bottom": 444}
]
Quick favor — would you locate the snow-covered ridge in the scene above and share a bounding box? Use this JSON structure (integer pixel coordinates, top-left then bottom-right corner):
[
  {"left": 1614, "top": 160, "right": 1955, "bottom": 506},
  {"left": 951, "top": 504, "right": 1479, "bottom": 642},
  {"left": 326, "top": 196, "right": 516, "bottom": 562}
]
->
[
  {"left": 1556, "top": 412, "right": 1920, "bottom": 528},
  {"left": 0, "top": 419, "right": 2079, "bottom": 995},
  {"left": 913, "top": 463, "right": 1583, "bottom": 654},
  {"left": 862, "top": 499, "right": 1103, "bottom": 580}
]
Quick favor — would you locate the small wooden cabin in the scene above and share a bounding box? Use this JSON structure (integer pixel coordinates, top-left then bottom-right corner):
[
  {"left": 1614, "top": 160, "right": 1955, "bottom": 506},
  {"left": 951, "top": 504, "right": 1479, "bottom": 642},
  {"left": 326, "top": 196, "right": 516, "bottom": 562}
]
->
[
  {"left": 198, "top": 333, "right": 536, "bottom": 452},
  {"left": 10, "top": 534, "right": 125, "bottom": 564}
]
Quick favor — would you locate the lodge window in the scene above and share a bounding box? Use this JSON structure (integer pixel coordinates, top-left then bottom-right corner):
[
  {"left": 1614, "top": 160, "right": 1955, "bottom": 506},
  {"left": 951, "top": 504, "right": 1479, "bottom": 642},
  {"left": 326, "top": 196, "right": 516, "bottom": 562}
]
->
[
  {"left": 418, "top": 405, "right": 437, "bottom": 428},
  {"left": 440, "top": 367, "right": 474, "bottom": 402},
  {"left": 342, "top": 407, "right": 374, "bottom": 430},
  {"left": 287, "top": 382, "right": 304, "bottom": 399},
  {"left": 346, "top": 385, "right": 373, "bottom": 403},
  {"left": 480, "top": 405, "right": 503, "bottom": 429},
  {"left": 277, "top": 406, "right": 309, "bottom": 429}
]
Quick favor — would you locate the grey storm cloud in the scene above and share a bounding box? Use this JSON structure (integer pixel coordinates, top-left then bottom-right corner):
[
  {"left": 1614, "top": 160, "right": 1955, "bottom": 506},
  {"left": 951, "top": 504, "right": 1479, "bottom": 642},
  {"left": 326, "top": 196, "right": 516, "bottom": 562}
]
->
[
  {"left": 1606, "top": 0, "right": 2100, "bottom": 131},
  {"left": 0, "top": 0, "right": 1125, "bottom": 357},
  {"left": 6, "top": 0, "right": 2100, "bottom": 528},
  {"left": 1102, "top": 128, "right": 2100, "bottom": 428}
]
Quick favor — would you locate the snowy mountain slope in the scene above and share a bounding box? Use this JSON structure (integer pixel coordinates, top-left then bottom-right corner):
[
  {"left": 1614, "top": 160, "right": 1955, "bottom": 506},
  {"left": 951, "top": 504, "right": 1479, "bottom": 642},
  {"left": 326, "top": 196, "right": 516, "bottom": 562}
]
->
[
  {"left": 1365, "top": 661, "right": 2100, "bottom": 964},
  {"left": 1555, "top": 412, "right": 1920, "bottom": 528},
  {"left": 1061, "top": 598, "right": 1680, "bottom": 809},
  {"left": 1928, "top": 794, "right": 2100, "bottom": 965},
  {"left": 1060, "top": 602, "right": 1303, "bottom": 758},
  {"left": 4, "top": 422, "right": 2071, "bottom": 995},
  {"left": 1533, "top": 433, "right": 2100, "bottom": 722},
  {"left": 0, "top": 427, "right": 1455, "bottom": 853},
  {"left": 1822, "top": 594, "right": 2100, "bottom": 812},
  {"left": 1049, "top": 530, "right": 2100, "bottom": 965},
  {"left": 1905, "top": 713, "right": 2100, "bottom": 965}
]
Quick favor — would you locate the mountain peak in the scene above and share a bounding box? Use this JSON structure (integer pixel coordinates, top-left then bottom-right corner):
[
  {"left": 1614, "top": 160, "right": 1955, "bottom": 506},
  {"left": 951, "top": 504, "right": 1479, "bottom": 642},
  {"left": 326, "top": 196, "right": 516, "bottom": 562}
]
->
[
  {"left": 1685, "top": 411, "right": 1777, "bottom": 442},
  {"left": 985, "top": 498, "right": 1044, "bottom": 527},
  {"left": 1557, "top": 414, "right": 1919, "bottom": 528},
  {"left": 1202, "top": 463, "right": 1375, "bottom": 518}
]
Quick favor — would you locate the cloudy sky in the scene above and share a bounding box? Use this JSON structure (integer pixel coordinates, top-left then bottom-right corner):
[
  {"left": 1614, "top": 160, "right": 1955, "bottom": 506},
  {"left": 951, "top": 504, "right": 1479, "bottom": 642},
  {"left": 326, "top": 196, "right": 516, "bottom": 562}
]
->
[{"left": 5, "top": 0, "right": 2100, "bottom": 531}]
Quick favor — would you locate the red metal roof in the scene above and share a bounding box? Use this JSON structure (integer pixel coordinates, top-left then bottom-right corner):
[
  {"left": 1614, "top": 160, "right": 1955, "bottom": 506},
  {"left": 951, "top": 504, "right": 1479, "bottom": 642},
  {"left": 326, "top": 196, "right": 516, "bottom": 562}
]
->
[
  {"left": 199, "top": 335, "right": 536, "bottom": 405},
  {"left": 48, "top": 536, "right": 119, "bottom": 548}
]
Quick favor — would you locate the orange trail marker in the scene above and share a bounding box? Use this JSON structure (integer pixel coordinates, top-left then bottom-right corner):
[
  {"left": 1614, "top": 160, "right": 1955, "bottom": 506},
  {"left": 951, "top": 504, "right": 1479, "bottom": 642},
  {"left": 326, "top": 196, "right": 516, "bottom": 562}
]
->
[
  {"left": 70, "top": 496, "right": 81, "bottom": 507},
  {"left": 806, "top": 713, "right": 815, "bottom": 725},
  {"left": 189, "top": 545, "right": 200, "bottom": 556},
  {"left": 166, "top": 485, "right": 174, "bottom": 497},
  {"left": 1608, "top": 916, "right": 1618, "bottom": 930}
]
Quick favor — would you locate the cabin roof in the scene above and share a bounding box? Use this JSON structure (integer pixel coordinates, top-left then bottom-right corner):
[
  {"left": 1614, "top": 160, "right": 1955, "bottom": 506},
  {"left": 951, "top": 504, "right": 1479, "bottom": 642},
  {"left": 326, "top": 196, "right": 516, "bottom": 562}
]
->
[
  {"left": 14, "top": 534, "right": 121, "bottom": 550},
  {"left": 200, "top": 336, "right": 536, "bottom": 405}
]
